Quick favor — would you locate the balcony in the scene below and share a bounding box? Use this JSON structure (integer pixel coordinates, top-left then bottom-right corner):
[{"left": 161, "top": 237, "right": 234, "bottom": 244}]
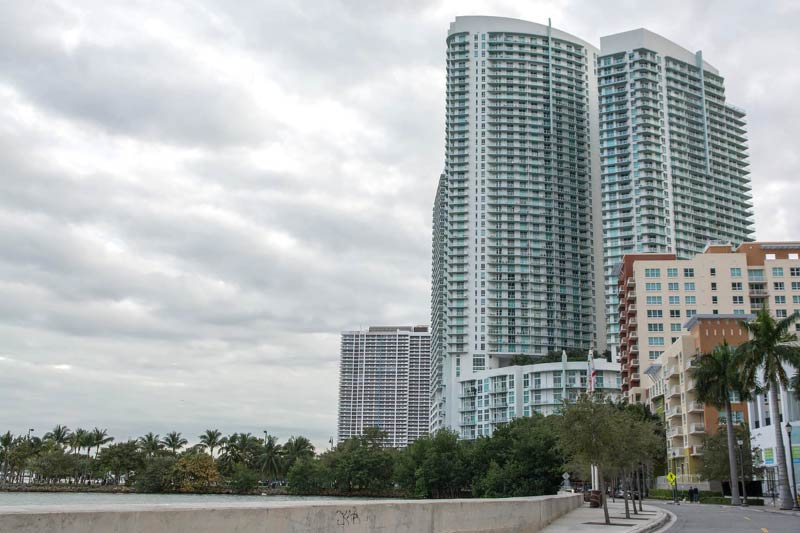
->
[
  {"left": 667, "top": 426, "right": 684, "bottom": 438},
  {"left": 627, "top": 278, "right": 636, "bottom": 288},
  {"left": 667, "top": 385, "right": 681, "bottom": 398},
  {"left": 667, "top": 406, "right": 682, "bottom": 419},
  {"left": 691, "top": 445, "right": 704, "bottom": 456},
  {"left": 668, "top": 447, "right": 685, "bottom": 458},
  {"left": 688, "top": 401, "right": 704, "bottom": 413},
  {"left": 689, "top": 423, "right": 705, "bottom": 434},
  {"left": 666, "top": 365, "right": 680, "bottom": 378}
]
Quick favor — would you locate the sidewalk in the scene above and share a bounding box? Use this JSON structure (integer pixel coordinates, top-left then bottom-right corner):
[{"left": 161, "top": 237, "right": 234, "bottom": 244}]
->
[{"left": 541, "top": 501, "right": 670, "bottom": 533}]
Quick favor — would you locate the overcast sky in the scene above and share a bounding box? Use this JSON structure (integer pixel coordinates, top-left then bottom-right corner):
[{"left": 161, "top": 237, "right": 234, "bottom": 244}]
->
[{"left": 1, "top": 0, "right": 798, "bottom": 449}]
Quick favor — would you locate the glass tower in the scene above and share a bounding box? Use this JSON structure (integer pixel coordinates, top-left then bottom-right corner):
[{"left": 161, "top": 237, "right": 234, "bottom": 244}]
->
[
  {"left": 598, "top": 29, "right": 754, "bottom": 351},
  {"left": 431, "top": 16, "right": 603, "bottom": 436}
]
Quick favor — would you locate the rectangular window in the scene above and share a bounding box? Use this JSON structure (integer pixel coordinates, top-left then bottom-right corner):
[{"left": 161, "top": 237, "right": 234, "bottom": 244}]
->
[
  {"left": 671, "top": 323, "right": 681, "bottom": 331},
  {"left": 730, "top": 267, "right": 742, "bottom": 277},
  {"left": 648, "top": 350, "right": 662, "bottom": 360},
  {"left": 646, "top": 296, "right": 662, "bottom": 305},
  {"left": 792, "top": 282, "right": 800, "bottom": 291},
  {"left": 648, "top": 337, "right": 665, "bottom": 346},
  {"left": 646, "top": 282, "right": 662, "bottom": 291},
  {"left": 775, "top": 282, "right": 785, "bottom": 291},
  {"left": 772, "top": 267, "right": 784, "bottom": 277},
  {"left": 685, "top": 296, "right": 696, "bottom": 305},
  {"left": 648, "top": 323, "right": 664, "bottom": 332},
  {"left": 734, "top": 309, "right": 746, "bottom": 315},
  {"left": 710, "top": 268, "right": 716, "bottom": 277},
  {"left": 775, "top": 295, "right": 786, "bottom": 304},
  {"left": 791, "top": 267, "right": 800, "bottom": 277},
  {"left": 686, "top": 309, "right": 697, "bottom": 317},
  {"left": 712, "top": 296, "right": 718, "bottom": 304},
  {"left": 669, "top": 296, "right": 680, "bottom": 305},
  {"left": 793, "top": 295, "right": 800, "bottom": 304},
  {"left": 645, "top": 268, "right": 661, "bottom": 278},
  {"left": 732, "top": 282, "right": 743, "bottom": 291},
  {"left": 647, "top": 310, "right": 663, "bottom": 318},
  {"left": 684, "top": 282, "right": 696, "bottom": 291},
  {"left": 667, "top": 268, "right": 678, "bottom": 278},
  {"left": 749, "top": 269, "right": 764, "bottom": 281},
  {"left": 670, "top": 309, "right": 681, "bottom": 318},
  {"left": 684, "top": 268, "right": 694, "bottom": 278},
  {"left": 776, "top": 309, "right": 787, "bottom": 318},
  {"left": 668, "top": 282, "right": 679, "bottom": 291},
  {"left": 553, "top": 375, "right": 562, "bottom": 387},
  {"left": 733, "top": 296, "right": 744, "bottom": 304}
]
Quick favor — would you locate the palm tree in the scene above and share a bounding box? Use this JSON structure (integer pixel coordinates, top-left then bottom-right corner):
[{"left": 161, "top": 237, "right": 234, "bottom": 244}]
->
[
  {"left": 139, "top": 433, "right": 164, "bottom": 458},
  {"left": 69, "top": 428, "right": 88, "bottom": 456},
  {"left": 690, "top": 341, "right": 748, "bottom": 505},
  {"left": 162, "top": 431, "right": 188, "bottom": 455},
  {"left": 282, "top": 436, "right": 314, "bottom": 474},
  {"left": 256, "top": 434, "right": 282, "bottom": 480},
  {"left": 90, "top": 428, "right": 114, "bottom": 457},
  {"left": 198, "top": 429, "right": 226, "bottom": 459},
  {"left": 44, "top": 425, "right": 71, "bottom": 447},
  {"left": 738, "top": 307, "right": 800, "bottom": 510}
]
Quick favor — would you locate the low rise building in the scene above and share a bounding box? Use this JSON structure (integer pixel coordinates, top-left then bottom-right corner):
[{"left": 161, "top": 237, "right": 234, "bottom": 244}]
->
[
  {"left": 458, "top": 356, "right": 621, "bottom": 439},
  {"left": 647, "top": 315, "right": 751, "bottom": 488}
]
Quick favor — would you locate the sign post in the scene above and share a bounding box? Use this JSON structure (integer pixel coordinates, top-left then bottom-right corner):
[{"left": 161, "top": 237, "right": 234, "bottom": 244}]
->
[{"left": 667, "top": 471, "right": 678, "bottom": 504}]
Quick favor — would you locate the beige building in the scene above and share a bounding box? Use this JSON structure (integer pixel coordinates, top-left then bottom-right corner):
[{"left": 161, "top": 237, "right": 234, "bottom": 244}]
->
[
  {"left": 616, "top": 242, "right": 800, "bottom": 403},
  {"left": 646, "top": 315, "right": 750, "bottom": 487}
]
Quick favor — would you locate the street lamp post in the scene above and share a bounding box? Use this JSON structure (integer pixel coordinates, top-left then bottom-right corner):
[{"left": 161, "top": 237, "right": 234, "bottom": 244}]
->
[
  {"left": 672, "top": 451, "right": 678, "bottom": 504},
  {"left": 27, "top": 428, "right": 34, "bottom": 440},
  {"left": 263, "top": 430, "right": 268, "bottom": 446},
  {"left": 785, "top": 423, "right": 800, "bottom": 511},
  {"left": 737, "top": 438, "right": 748, "bottom": 506}
]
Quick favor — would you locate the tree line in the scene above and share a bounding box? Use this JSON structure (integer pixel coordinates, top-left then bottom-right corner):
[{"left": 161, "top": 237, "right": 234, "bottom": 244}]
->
[{"left": 0, "top": 427, "right": 314, "bottom": 493}]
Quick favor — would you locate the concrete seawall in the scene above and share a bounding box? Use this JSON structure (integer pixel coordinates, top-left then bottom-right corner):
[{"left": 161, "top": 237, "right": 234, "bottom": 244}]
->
[{"left": 0, "top": 493, "right": 582, "bottom": 533}]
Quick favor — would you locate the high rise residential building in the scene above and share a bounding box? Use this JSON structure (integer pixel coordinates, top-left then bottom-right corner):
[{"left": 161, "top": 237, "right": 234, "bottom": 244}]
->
[
  {"left": 431, "top": 16, "right": 604, "bottom": 436},
  {"left": 599, "top": 29, "right": 755, "bottom": 352},
  {"left": 338, "top": 326, "right": 430, "bottom": 448},
  {"left": 617, "top": 242, "right": 800, "bottom": 403}
]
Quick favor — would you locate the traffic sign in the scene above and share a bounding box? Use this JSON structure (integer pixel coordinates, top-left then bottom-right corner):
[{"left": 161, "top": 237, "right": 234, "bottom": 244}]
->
[{"left": 667, "top": 472, "right": 676, "bottom": 486}]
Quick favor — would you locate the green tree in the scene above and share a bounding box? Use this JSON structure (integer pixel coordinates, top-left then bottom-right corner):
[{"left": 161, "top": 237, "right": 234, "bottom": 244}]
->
[
  {"left": 395, "top": 429, "right": 470, "bottom": 498},
  {"left": 0, "top": 432, "right": 13, "bottom": 484},
  {"left": 557, "top": 395, "right": 623, "bottom": 525},
  {"left": 326, "top": 428, "right": 394, "bottom": 494},
  {"left": 287, "top": 457, "right": 329, "bottom": 495},
  {"left": 700, "top": 424, "right": 760, "bottom": 489},
  {"left": 737, "top": 307, "right": 800, "bottom": 509},
  {"left": 162, "top": 432, "right": 188, "bottom": 455},
  {"left": 43, "top": 425, "right": 71, "bottom": 447},
  {"left": 136, "top": 456, "right": 177, "bottom": 493},
  {"left": 169, "top": 453, "right": 220, "bottom": 492},
  {"left": 198, "top": 429, "right": 225, "bottom": 460},
  {"left": 228, "top": 463, "right": 260, "bottom": 494},
  {"left": 97, "top": 441, "right": 142, "bottom": 485},
  {"left": 256, "top": 434, "right": 282, "bottom": 480},
  {"left": 69, "top": 428, "right": 88, "bottom": 456},
  {"left": 282, "top": 436, "right": 314, "bottom": 473},
  {"left": 139, "top": 433, "right": 164, "bottom": 458},
  {"left": 470, "top": 416, "right": 562, "bottom": 497},
  {"left": 28, "top": 447, "right": 80, "bottom": 484},
  {"left": 89, "top": 428, "right": 114, "bottom": 458},
  {"left": 690, "top": 342, "right": 748, "bottom": 505}
]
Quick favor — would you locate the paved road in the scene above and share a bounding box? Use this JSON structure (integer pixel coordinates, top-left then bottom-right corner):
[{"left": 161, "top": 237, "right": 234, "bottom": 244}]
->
[{"left": 650, "top": 501, "right": 800, "bottom": 533}]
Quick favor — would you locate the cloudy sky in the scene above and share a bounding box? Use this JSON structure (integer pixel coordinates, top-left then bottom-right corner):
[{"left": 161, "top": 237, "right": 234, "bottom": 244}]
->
[{"left": 1, "top": 0, "right": 798, "bottom": 448}]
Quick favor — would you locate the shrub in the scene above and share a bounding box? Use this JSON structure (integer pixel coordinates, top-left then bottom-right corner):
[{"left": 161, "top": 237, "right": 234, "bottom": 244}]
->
[{"left": 228, "top": 464, "right": 260, "bottom": 494}]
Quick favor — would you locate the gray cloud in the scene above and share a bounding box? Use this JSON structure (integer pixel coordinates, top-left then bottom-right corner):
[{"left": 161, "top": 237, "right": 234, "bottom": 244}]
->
[{"left": 0, "top": 0, "right": 797, "bottom": 448}]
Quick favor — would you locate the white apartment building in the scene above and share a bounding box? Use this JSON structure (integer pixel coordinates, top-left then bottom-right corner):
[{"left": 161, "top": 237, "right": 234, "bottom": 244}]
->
[
  {"left": 458, "top": 356, "right": 621, "bottom": 439},
  {"left": 431, "top": 15, "right": 604, "bottom": 436},
  {"left": 338, "top": 326, "right": 430, "bottom": 448}
]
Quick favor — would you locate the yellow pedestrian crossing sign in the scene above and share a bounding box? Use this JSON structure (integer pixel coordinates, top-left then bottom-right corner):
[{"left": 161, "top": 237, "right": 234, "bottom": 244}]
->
[{"left": 667, "top": 472, "right": 676, "bottom": 486}]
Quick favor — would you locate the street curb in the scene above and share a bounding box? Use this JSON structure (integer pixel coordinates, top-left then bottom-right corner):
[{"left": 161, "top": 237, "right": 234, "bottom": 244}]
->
[{"left": 629, "top": 507, "right": 672, "bottom": 533}]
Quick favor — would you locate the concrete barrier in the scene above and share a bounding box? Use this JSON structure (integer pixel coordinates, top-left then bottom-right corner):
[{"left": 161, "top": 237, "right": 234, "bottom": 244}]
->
[{"left": 0, "top": 493, "right": 582, "bottom": 533}]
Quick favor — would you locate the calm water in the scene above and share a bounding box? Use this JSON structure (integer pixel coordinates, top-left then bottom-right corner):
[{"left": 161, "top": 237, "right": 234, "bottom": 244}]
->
[{"left": 0, "top": 492, "right": 336, "bottom": 507}]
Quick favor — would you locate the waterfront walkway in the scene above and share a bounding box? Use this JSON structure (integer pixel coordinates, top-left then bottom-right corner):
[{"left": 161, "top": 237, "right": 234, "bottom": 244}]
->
[{"left": 542, "top": 501, "right": 670, "bottom": 533}]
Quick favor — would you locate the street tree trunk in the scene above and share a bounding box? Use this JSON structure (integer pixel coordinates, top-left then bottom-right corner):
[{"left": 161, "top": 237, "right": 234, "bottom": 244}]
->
[
  {"left": 601, "top": 468, "right": 610, "bottom": 526},
  {"left": 622, "top": 469, "right": 630, "bottom": 519},
  {"left": 769, "top": 382, "right": 793, "bottom": 509},
  {"left": 637, "top": 465, "right": 644, "bottom": 512},
  {"left": 725, "top": 398, "right": 741, "bottom": 505}
]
